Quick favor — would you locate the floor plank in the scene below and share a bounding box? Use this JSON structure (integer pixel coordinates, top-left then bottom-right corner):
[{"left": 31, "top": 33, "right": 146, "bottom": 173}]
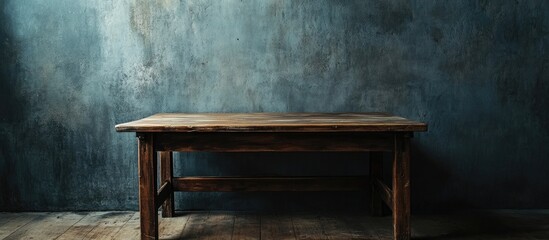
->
[
  {"left": 178, "top": 212, "right": 210, "bottom": 239},
  {"left": 1, "top": 210, "right": 548, "bottom": 240},
  {"left": 181, "top": 212, "right": 234, "bottom": 240},
  {"left": 260, "top": 213, "right": 296, "bottom": 240},
  {"left": 57, "top": 212, "right": 125, "bottom": 240},
  {"left": 292, "top": 214, "right": 328, "bottom": 240},
  {"left": 0, "top": 213, "right": 43, "bottom": 239},
  {"left": 92, "top": 212, "right": 191, "bottom": 240},
  {"left": 56, "top": 212, "right": 100, "bottom": 239},
  {"left": 112, "top": 212, "right": 140, "bottom": 240},
  {"left": 192, "top": 212, "right": 234, "bottom": 240},
  {"left": 357, "top": 215, "right": 392, "bottom": 240},
  {"left": 82, "top": 212, "right": 134, "bottom": 239},
  {"left": 158, "top": 213, "right": 190, "bottom": 240},
  {"left": 320, "top": 213, "right": 380, "bottom": 240},
  {"left": 232, "top": 213, "right": 260, "bottom": 240},
  {"left": 3, "top": 212, "right": 86, "bottom": 240}
]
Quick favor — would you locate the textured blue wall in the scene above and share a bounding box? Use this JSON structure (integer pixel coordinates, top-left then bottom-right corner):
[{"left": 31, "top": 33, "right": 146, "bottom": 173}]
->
[{"left": 1, "top": 0, "right": 548, "bottom": 211}]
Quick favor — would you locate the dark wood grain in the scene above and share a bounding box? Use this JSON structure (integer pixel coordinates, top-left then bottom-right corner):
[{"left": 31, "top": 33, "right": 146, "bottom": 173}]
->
[
  {"left": 292, "top": 214, "right": 327, "bottom": 239},
  {"left": 137, "top": 133, "right": 158, "bottom": 240},
  {"left": 112, "top": 213, "right": 141, "bottom": 239},
  {"left": 0, "top": 213, "right": 40, "bottom": 239},
  {"left": 115, "top": 112, "right": 427, "bottom": 132},
  {"left": 56, "top": 212, "right": 107, "bottom": 240},
  {"left": 179, "top": 212, "right": 235, "bottom": 240},
  {"left": 232, "top": 214, "right": 260, "bottom": 240},
  {"left": 172, "top": 176, "right": 368, "bottom": 192},
  {"left": 202, "top": 212, "right": 235, "bottom": 240},
  {"left": 375, "top": 179, "right": 394, "bottom": 212},
  {"left": 154, "top": 132, "right": 394, "bottom": 152},
  {"left": 159, "top": 151, "right": 174, "bottom": 218},
  {"left": 4, "top": 211, "right": 549, "bottom": 240},
  {"left": 79, "top": 212, "right": 134, "bottom": 239},
  {"left": 179, "top": 213, "right": 210, "bottom": 239},
  {"left": 2, "top": 213, "right": 82, "bottom": 240},
  {"left": 392, "top": 134, "right": 411, "bottom": 240},
  {"left": 118, "top": 112, "right": 426, "bottom": 240},
  {"left": 155, "top": 181, "right": 171, "bottom": 209},
  {"left": 260, "top": 214, "right": 296, "bottom": 240}
]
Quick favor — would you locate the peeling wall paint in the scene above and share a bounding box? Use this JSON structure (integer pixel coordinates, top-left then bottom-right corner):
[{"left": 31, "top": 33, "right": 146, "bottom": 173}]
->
[{"left": 0, "top": 0, "right": 548, "bottom": 211}]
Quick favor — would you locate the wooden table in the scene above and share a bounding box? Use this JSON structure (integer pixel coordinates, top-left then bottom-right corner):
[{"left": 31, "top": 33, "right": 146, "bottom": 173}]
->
[{"left": 115, "top": 113, "right": 427, "bottom": 240}]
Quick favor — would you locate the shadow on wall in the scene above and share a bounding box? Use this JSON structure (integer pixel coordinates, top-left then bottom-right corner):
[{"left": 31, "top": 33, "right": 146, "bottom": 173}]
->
[
  {"left": 413, "top": 210, "right": 549, "bottom": 239},
  {"left": 0, "top": 1, "right": 26, "bottom": 123},
  {"left": 371, "top": 144, "right": 459, "bottom": 214},
  {"left": 0, "top": 0, "right": 25, "bottom": 209},
  {"left": 410, "top": 144, "right": 461, "bottom": 213}
]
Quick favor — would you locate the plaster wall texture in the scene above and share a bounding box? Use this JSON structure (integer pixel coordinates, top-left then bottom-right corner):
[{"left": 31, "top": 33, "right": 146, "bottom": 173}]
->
[{"left": 0, "top": 0, "right": 548, "bottom": 211}]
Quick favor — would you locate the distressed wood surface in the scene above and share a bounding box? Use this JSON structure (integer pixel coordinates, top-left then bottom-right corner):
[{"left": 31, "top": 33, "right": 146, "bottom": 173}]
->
[
  {"left": 2, "top": 212, "right": 85, "bottom": 240},
  {"left": 178, "top": 213, "right": 210, "bottom": 239},
  {"left": 172, "top": 176, "right": 368, "bottom": 192},
  {"left": 329, "top": 214, "right": 387, "bottom": 239},
  {"left": 292, "top": 214, "right": 328, "bottom": 239},
  {"left": 1, "top": 211, "right": 548, "bottom": 239},
  {"left": 57, "top": 212, "right": 116, "bottom": 240},
  {"left": 159, "top": 151, "right": 175, "bottom": 218},
  {"left": 375, "top": 179, "right": 394, "bottom": 212},
  {"left": 201, "top": 212, "right": 235, "bottom": 240},
  {"left": 115, "top": 112, "right": 427, "bottom": 132},
  {"left": 318, "top": 214, "right": 361, "bottom": 239},
  {"left": 392, "top": 135, "right": 411, "bottom": 240},
  {"left": 232, "top": 213, "right": 260, "bottom": 240},
  {"left": 260, "top": 214, "right": 296, "bottom": 240},
  {"left": 179, "top": 212, "right": 235, "bottom": 240},
  {"left": 112, "top": 212, "right": 141, "bottom": 240},
  {"left": 81, "top": 212, "right": 134, "bottom": 239},
  {"left": 110, "top": 212, "right": 190, "bottom": 240},
  {"left": 137, "top": 133, "right": 158, "bottom": 240},
  {"left": 157, "top": 213, "right": 191, "bottom": 239},
  {"left": 154, "top": 132, "right": 394, "bottom": 152},
  {"left": 0, "top": 212, "right": 43, "bottom": 239},
  {"left": 117, "top": 113, "right": 426, "bottom": 239},
  {"left": 156, "top": 182, "right": 171, "bottom": 209},
  {"left": 351, "top": 215, "right": 393, "bottom": 240}
]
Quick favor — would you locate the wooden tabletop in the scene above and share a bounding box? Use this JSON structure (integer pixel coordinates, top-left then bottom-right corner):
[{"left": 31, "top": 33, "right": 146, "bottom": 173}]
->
[{"left": 115, "top": 113, "right": 427, "bottom": 132}]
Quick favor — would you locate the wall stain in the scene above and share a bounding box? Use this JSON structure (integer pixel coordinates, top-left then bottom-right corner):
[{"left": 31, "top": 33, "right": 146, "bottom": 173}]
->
[
  {"left": 371, "top": 0, "right": 413, "bottom": 34},
  {"left": 157, "top": 0, "right": 177, "bottom": 10},
  {"left": 0, "top": 0, "right": 25, "bottom": 208},
  {"left": 431, "top": 27, "right": 443, "bottom": 43},
  {"left": 130, "top": 0, "right": 153, "bottom": 65}
]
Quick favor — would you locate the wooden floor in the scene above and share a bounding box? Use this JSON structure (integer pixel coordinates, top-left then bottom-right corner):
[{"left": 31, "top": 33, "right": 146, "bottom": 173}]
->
[{"left": 0, "top": 210, "right": 548, "bottom": 239}]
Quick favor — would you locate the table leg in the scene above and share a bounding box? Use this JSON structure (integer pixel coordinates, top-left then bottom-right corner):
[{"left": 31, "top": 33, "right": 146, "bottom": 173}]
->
[
  {"left": 138, "top": 133, "right": 158, "bottom": 240},
  {"left": 392, "top": 134, "right": 411, "bottom": 240},
  {"left": 160, "top": 151, "right": 175, "bottom": 217},
  {"left": 370, "top": 152, "right": 384, "bottom": 216}
]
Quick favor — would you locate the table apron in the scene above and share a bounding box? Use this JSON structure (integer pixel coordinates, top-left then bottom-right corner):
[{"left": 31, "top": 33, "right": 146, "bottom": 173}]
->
[{"left": 152, "top": 132, "right": 400, "bottom": 152}]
